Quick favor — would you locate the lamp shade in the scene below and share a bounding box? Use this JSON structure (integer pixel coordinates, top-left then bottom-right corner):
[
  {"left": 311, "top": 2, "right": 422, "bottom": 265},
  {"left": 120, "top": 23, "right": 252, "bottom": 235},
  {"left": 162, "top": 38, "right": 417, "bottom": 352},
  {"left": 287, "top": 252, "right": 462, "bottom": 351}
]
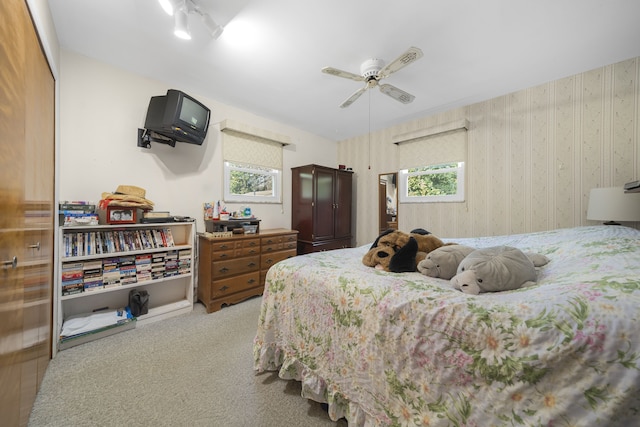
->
[{"left": 587, "top": 187, "right": 640, "bottom": 223}]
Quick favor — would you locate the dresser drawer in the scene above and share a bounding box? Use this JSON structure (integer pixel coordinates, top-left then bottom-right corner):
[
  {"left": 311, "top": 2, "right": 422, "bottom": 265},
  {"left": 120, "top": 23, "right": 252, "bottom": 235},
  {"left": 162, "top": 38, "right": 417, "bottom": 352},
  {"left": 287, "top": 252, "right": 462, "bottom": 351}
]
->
[
  {"left": 209, "top": 240, "right": 243, "bottom": 252},
  {"left": 261, "top": 248, "right": 297, "bottom": 270},
  {"left": 240, "top": 245, "right": 260, "bottom": 256},
  {"left": 210, "top": 248, "right": 238, "bottom": 261},
  {"left": 211, "top": 255, "right": 260, "bottom": 279},
  {"left": 242, "top": 238, "right": 260, "bottom": 249},
  {"left": 261, "top": 235, "right": 283, "bottom": 246},
  {"left": 283, "top": 238, "right": 297, "bottom": 250},
  {"left": 210, "top": 271, "right": 260, "bottom": 298},
  {"left": 262, "top": 242, "right": 283, "bottom": 253},
  {"left": 261, "top": 233, "right": 297, "bottom": 247}
]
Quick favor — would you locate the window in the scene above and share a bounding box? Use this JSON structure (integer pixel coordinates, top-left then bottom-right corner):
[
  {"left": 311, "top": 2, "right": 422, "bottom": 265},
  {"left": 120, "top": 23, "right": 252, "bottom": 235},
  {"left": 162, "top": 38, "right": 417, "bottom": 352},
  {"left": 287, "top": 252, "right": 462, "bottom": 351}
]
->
[
  {"left": 220, "top": 120, "right": 289, "bottom": 204},
  {"left": 399, "top": 162, "right": 465, "bottom": 203},
  {"left": 223, "top": 162, "right": 281, "bottom": 203},
  {"left": 395, "top": 120, "right": 468, "bottom": 204}
]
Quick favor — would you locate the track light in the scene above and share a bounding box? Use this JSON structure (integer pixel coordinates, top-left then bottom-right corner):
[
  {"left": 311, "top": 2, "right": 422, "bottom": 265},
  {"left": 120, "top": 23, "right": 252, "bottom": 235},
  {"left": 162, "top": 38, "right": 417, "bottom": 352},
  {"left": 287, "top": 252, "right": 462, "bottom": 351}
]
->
[
  {"left": 160, "top": 0, "right": 223, "bottom": 40},
  {"left": 201, "top": 13, "right": 223, "bottom": 39},
  {"left": 158, "top": 0, "right": 177, "bottom": 16},
  {"left": 174, "top": 7, "right": 191, "bottom": 40}
]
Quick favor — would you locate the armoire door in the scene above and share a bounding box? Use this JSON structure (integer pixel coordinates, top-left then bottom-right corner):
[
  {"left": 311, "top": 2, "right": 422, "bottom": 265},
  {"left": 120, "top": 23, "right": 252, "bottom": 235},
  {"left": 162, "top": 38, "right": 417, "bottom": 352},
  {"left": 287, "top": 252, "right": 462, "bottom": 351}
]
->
[
  {"left": 333, "top": 170, "right": 352, "bottom": 240},
  {"left": 313, "top": 166, "right": 336, "bottom": 241},
  {"left": 0, "top": 0, "right": 55, "bottom": 425}
]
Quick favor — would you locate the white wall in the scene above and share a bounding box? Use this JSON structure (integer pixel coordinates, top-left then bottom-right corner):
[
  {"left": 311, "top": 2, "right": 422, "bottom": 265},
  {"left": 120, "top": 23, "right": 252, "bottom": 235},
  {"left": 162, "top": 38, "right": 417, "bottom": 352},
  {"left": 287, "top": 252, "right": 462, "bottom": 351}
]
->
[{"left": 58, "top": 51, "right": 338, "bottom": 233}]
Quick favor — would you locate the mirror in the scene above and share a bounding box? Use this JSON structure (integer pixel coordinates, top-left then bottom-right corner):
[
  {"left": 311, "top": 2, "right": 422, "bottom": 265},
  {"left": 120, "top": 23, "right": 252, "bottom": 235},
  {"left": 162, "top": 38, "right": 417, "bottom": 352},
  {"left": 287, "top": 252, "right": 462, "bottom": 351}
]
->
[{"left": 378, "top": 173, "right": 398, "bottom": 233}]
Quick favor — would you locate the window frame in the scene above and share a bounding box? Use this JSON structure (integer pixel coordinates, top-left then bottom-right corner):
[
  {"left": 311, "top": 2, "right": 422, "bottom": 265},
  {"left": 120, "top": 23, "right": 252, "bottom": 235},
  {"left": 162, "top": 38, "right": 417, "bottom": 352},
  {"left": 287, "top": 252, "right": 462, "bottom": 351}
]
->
[
  {"left": 223, "top": 161, "right": 282, "bottom": 203},
  {"left": 398, "top": 162, "right": 465, "bottom": 203}
]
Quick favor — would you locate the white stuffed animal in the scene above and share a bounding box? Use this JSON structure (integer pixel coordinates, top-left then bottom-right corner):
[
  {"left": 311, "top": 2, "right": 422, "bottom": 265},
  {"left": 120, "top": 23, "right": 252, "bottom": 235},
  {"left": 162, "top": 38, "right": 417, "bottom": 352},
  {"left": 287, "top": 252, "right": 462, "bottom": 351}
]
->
[
  {"left": 450, "top": 246, "right": 549, "bottom": 295},
  {"left": 417, "top": 245, "right": 476, "bottom": 279}
]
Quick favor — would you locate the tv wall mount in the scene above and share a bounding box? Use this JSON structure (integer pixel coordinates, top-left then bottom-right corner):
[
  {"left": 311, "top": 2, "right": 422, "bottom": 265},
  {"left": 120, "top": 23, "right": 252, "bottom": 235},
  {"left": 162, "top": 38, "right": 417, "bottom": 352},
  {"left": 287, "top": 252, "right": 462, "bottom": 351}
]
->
[{"left": 137, "top": 128, "right": 177, "bottom": 149}]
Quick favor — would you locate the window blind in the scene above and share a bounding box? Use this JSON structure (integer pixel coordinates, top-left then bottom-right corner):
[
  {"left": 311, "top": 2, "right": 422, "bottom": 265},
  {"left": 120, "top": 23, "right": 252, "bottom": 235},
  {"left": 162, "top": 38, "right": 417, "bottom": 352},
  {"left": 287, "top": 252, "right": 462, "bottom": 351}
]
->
[
  {"left": 397, "top": 129, "right": 467, "bottom": 169},
  {"left": 220, "top": 119, "right": 289, "bottom": 169},
  {"left": 394, "top": 120, "right": 468, "bottom": 169}
]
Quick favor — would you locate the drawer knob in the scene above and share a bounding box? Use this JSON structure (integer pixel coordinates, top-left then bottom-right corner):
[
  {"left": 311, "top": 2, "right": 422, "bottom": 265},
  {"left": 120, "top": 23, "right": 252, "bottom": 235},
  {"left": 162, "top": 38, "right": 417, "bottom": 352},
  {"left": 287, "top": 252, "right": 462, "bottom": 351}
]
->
[
  {"left": 219, "top": 285, "right": 229, "bottom": 291},
  {"left": 248, "top": 262, "right": 257, "bottom": 267},
  {"left": 219, "top": 267, "right": 229, "bottom": 273},
  {"left": 248, "top": 278, "right": 255, "bottom": 284}
]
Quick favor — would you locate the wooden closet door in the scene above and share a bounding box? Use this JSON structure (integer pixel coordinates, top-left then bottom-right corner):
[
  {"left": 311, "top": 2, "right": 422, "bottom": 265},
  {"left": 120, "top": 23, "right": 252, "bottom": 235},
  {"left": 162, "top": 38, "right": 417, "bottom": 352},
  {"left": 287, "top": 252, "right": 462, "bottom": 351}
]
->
[{"left": 0, "top": 0, "right": 54, "bottom": 425}]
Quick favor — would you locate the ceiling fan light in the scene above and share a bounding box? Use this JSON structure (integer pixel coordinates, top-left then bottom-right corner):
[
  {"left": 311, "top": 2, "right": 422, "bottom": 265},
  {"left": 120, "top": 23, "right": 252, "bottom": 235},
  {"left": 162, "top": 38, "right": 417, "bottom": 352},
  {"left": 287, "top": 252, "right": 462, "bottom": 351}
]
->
[
  {"left": 158, "top": 0, "right": 176, "bottom": 16},
  {"left": 202, "top": 13, "right": 223, "bottom": 39},
  {"left": 174, "top": 9, "right": 191, "bottom": 39}
]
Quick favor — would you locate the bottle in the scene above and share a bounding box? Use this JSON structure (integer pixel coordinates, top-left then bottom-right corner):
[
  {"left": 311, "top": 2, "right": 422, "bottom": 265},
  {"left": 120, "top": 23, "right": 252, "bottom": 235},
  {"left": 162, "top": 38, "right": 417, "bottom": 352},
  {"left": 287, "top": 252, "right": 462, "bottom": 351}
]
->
[{"left": 244, "top": 206, "right": 251, "bottom": 217}]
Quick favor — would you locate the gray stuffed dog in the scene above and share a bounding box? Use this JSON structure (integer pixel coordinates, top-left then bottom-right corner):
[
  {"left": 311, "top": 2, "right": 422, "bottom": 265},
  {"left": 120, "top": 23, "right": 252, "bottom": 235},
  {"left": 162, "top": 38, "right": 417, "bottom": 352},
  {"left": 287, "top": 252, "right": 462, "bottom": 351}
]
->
[
  {"left": 450, "top": 246, "right": 549, "bottom": 295},
  {"left": 417, "top": 245, "right": 476, "bottom": 279}
]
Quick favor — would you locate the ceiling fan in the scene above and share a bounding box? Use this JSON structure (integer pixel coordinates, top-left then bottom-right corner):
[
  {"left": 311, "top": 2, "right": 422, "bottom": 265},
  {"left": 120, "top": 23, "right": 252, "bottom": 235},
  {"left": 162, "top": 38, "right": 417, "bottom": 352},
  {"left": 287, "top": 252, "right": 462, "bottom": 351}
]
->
[{"left": 322, "top": 46, "right": 423, "bottom": 108}]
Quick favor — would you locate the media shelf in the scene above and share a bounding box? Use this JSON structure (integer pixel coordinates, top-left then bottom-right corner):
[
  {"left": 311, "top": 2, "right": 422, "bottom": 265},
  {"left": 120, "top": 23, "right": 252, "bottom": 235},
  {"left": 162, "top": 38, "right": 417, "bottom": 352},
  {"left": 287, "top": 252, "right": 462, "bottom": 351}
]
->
[{"left": 54, "top": 222, "right": 195, "bottom": 353}]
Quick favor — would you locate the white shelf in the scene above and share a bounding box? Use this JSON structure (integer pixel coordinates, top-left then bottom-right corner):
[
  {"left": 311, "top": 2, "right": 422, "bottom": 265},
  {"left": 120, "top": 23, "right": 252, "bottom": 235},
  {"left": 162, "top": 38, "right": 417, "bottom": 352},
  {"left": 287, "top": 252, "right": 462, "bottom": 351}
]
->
[
  {"left": 60, "top": 245, "right": 191, "bottom": 263},
  {"left": 60, "top": 273, "right": 192, "bottom": 300},
  {"left": 136, "top": 299, "right": 192, "bottom": 325},
  {"left": 54, "top": 222, "right": 195, "bottom": 354}
]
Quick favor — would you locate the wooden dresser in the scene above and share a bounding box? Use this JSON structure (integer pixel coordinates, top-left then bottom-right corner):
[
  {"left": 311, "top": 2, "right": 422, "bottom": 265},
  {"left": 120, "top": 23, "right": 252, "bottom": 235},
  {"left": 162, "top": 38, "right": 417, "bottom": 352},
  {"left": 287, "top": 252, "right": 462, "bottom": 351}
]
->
[{"left": 198, "top": 228, "right": 298, "bottom": 313}]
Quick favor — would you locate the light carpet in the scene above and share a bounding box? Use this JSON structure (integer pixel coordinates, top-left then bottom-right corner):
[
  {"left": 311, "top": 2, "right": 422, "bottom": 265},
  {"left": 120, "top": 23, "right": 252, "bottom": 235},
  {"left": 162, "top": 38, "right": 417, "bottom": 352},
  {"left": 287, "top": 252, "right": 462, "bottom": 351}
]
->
[{"left": 29, "top": 296, "right": 347, "bottom": 426}]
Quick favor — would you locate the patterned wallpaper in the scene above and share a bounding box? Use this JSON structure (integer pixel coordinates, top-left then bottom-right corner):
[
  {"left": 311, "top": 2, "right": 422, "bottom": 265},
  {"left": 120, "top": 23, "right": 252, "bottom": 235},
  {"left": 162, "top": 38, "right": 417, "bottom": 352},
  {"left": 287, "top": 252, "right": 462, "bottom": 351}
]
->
[{"left": 338, "top": 57, "right": 640, "bottom": 245}]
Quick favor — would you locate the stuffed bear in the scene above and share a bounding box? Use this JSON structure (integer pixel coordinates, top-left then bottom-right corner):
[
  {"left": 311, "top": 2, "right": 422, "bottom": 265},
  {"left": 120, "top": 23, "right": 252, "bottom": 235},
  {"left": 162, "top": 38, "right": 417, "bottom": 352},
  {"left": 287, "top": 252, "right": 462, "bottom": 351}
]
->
[
  {"left": 362, "top": 228, "right": 448, "bottom": 273},
  {"left": 417, "top": 245, "right": 476, "bottom": 279},
  {"left": 418, "top": 245, "right": 550, "bottom": 280},
  {"left": 449, "top": 245, "right": 549, "bottom": 295}
]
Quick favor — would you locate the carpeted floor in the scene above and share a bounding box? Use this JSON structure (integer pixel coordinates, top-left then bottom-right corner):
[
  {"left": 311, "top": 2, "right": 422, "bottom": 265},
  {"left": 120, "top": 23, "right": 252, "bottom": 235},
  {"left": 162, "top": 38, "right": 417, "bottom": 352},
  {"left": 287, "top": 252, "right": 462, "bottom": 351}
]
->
[{"left": 29, "top": 296, "right": 348, "bottom": 426}]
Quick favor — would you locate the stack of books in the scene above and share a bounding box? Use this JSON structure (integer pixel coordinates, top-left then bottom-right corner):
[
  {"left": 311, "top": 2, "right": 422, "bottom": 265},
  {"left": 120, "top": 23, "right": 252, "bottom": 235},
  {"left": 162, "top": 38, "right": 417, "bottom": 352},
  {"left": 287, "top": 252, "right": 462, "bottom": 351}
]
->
[
  {"left": 59, "top": 201, "right": 98, "bottom": 226},
  {"left": 178, "top": 248, "right": 192, "bottom": 275},
  {"left": 135, "top": 254, "right": 152, "bottom": 282},
  {"left": 102, "top": 258, "right": 121, "bottom": 289},
  {"left": 119, "top": 255, "right": 137, "bottom": 286},
  {"left": 61, "top": 261, "right": 84, "bottom": 296},
  {"left": 164, "top": 250, "right": 179, "bottom": 277},
  {"left": 151, "top": 253, "right": 166, "bottom": 279},
  {"left": 82, "top": 260, "right": 103, "bottom": 292}
]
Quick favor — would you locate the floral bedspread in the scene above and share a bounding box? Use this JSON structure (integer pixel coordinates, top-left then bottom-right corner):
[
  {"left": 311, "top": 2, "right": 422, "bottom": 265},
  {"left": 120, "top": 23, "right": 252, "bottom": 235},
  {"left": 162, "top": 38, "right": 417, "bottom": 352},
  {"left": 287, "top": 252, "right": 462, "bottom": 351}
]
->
[{"left": 253, "top": 226, "right": 640, "bottom": 426}]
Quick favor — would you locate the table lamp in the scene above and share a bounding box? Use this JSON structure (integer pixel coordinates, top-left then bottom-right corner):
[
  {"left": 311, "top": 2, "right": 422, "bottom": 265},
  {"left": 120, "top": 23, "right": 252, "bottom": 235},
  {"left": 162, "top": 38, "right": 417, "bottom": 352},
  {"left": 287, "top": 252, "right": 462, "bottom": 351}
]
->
[{"left": 587, "top": 187, "right": 640, "bottom": 225}]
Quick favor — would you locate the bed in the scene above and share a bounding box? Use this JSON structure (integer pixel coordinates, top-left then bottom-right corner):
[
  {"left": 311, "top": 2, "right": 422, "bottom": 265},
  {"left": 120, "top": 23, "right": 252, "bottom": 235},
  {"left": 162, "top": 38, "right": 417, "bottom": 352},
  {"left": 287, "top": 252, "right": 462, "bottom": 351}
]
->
[{"left": 253, "top": 225, "right": 640, "bottom": 426}]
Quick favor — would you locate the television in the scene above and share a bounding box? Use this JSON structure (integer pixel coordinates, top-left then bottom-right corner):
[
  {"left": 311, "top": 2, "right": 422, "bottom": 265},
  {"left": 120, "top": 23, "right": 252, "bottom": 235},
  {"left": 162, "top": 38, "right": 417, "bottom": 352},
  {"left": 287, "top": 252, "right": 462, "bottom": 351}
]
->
[{"left": 142, "top": 89, "right": 211, "bottom": 146}]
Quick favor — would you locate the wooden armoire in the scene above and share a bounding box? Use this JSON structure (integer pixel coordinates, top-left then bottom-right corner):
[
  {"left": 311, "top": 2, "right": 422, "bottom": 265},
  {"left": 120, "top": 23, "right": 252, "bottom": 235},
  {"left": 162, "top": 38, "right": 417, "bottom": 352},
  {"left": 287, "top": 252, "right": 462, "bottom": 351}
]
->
[
  {"left": 291, "top": 164, "right": 353, "bottom": 254},
  {"left": 0, "top": 0, "right": 55, "bottom": 425}
]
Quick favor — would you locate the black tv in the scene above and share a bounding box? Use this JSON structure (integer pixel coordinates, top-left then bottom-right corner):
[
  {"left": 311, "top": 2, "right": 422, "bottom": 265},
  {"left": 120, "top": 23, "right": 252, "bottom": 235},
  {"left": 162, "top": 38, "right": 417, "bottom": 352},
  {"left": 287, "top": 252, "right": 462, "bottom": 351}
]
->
[{"left": 143, "top": 89, "right": 211, "bottom": 146}]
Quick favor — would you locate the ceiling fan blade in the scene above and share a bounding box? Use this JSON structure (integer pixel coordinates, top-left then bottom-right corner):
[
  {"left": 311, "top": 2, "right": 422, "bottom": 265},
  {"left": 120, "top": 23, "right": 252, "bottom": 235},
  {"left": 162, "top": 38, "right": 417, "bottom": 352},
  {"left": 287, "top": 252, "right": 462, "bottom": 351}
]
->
[
  {"left": 379, "top": 84, "right": 415, "bottom": 104},
  {"left": 340, "top": 86, "right": 367, "bottom": 108},
  {"left": 322, "top": 66, "right": 364, "bottom": 82},
  {"left": 377, "top": 46, "right": 423, "bottom": 79}
]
